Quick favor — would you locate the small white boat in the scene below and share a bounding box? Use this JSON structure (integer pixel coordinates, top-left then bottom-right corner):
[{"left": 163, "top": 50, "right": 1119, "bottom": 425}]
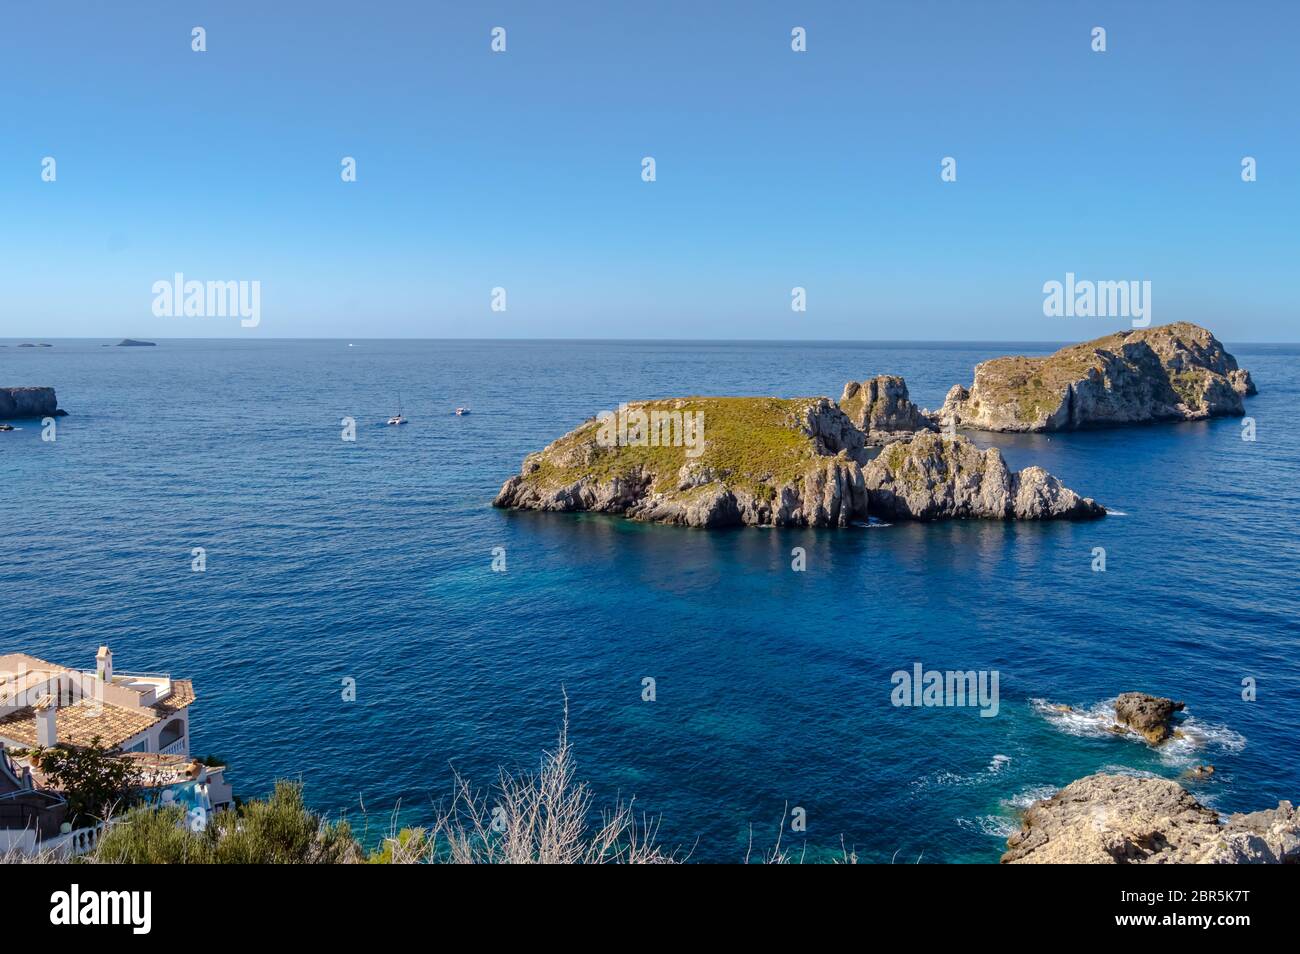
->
[
  {"left": 455, "top": 406, "right": 471, "bottom": 416},
  {"left": 388, "top": 392, "right": 408, "bottom": 425}
]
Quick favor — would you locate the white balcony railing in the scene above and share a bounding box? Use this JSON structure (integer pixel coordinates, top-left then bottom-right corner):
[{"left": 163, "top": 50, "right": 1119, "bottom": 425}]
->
[
  {"left": 43, "top": 821, "right": 105, "bottom": 858},
  {"left": 158, "top": 737, "right": 187, "bottom": 756}
]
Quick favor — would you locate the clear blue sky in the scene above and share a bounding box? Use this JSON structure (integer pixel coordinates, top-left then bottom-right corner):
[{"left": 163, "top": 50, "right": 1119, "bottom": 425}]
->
[{"left": 1, "top": 1, "right": 1296, "bottom": 340}]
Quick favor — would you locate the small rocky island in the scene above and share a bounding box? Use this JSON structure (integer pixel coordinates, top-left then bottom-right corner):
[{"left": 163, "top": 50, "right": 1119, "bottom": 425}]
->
[
  {"left": 0, "top": 387, "right": 66, "bottom": 418},
  {"left": 495, "top": 381, "right": 1103, "bottom": 528},
  {"left": 1114, "top": 691, "right": 1185, "bottom": 744},
  {"left": 1002, "top": 773, "right": 1299, "bottom": 864},
  {"left": 110, "top": 338, "right": 157, "bottom": 347},
  {"left": 938, "top": 322, "right": 1256, "bottom": 432}
]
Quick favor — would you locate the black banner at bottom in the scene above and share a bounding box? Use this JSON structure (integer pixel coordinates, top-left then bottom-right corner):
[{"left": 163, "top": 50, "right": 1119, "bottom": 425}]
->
[{"left": 13, "top": 862, "right": 1278, "bottom": 937}]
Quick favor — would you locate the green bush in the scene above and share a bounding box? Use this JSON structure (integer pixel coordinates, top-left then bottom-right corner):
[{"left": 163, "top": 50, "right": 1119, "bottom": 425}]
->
[
  {"left": 93, "top": 805, "right": 215, "bottom": 864},
  {"left": 367, "top": 827, "right": 429, "bottom": 864},
  {"left": 91, "top": 781, "right": 359, "bottom": 865},
  {"left": 210, "top": 781, "right": 358, "bottom": 864}
]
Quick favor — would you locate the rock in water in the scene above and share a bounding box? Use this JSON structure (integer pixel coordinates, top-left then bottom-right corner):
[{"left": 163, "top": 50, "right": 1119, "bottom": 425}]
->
[
  {"left": 863, "top": 431, "right": 1104, "bottom": 520},
  {"left": 115, "top": 338, "right": 157, "bottom": 347},
  {"left": 1002, "top": 773, "right": 1300, "bottom": 863},
  {"left": 494, "top": 397, "right": 1102, "bottom": 527},
  {"left": 0, "top": 387, "right": 62, "bottom": 418},
  {"left": 1114, "top": 691, "right": 1185, "bottom": 744},
  {"left": 838, "top": 375, "right": 936, "bottom": 445},
  {"left": 938, "top": 322, "right": 1256, "bottom": 432}
]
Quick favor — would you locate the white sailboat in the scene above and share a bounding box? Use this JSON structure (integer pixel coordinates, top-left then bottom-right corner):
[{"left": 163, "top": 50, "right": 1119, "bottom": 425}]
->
[{"left": 387, "top": 392, "right": 407, "bottom": 426}]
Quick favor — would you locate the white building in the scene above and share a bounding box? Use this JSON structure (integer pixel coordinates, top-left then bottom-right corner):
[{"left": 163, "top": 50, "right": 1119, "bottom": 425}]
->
[
  {"left": 0, "top": 646, "right": 195, "bottom": 756},
  {"left": 0, "top": 646, "right": 232, "bottom": 856}
]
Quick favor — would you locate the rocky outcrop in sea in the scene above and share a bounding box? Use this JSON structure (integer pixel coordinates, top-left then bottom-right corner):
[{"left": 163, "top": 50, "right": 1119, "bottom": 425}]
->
[
  {"left": 937, "top": 322, "right": 1256, "bottom": 432},
  {"left": 1002, "top": 773, "right": 1300, "bottom": 864},
  {"left": 1114, "top": 691, "right": 1185, "bottom": 745},
  {"left": 0, "top": 387, "right": 65, "bottom": 418},
  {"left": 494, "top": 391, "right": 1103, "bottom": 528}
]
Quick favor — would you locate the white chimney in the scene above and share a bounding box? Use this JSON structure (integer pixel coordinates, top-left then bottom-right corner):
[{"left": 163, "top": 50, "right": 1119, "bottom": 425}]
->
[
  {"left": 36, "top": 702, "right": 57, "bottom": 747},
  {"left": 96, "top": 645, "right": 113, "bottom": 682}
]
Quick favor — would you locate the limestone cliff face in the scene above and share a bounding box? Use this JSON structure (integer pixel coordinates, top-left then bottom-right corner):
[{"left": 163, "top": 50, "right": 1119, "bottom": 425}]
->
[
  {"left": 838, "top": 375, "right": 936, "bottom": 445},
  {"left": 1002, "top": 773, "right": 1300, "bottom": 864},
  {"left": 494, "top": 394, "right": 1102, "bottom": 528},
  {"left": 938, "top": 322, "right": 1256, "bottom": 432},
  {"left": 0, "top": 387, "right": 60, "bottom": 418},
  {"left": 864, "top": 432, "right": 1103, "bottom": 521}
]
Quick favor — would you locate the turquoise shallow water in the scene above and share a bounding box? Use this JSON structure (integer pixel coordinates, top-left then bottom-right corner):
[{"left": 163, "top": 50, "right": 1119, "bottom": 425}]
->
[{"left": 2, "top": 337, "right": 1298, "bottom": 861}]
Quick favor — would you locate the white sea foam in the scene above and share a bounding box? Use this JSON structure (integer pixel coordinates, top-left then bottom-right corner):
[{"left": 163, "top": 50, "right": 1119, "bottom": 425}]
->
[
  {"left": 1005, "top": 784, "right": 1058, "bottom": 810},
  {"left": 957, "top": 814, "right": 1019, "bottom": 838},
  {"left": 912, "top": 754, "right": 1013, "bottom": 792},
  {"left": 955, "top": 783, "right": 1057, "bottom": 839},
  {"left": 1158, "top": 721, "right": 1246, "bottom": 765},
  {"left": 1030, "top": 697, "right": 1119, "bottom": 738},
  {"left": 910, "top": 769, "right": 968, "bottom": 790}
]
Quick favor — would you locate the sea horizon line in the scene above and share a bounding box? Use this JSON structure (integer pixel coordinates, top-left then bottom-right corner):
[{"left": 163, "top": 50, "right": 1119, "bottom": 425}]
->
[{"left": 5, "top": 335, "right": 1299, "bottom": 347}]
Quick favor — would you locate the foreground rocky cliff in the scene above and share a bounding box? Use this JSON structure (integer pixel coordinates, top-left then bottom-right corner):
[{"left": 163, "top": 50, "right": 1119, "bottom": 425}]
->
[
  {"left": 494, "top": 394, "right": 1102, "bottom": 528},
  {"left": 938, "top": 322, "right": 1256, "bottom": 432},
  {"left": 0, "top": 387, "right": 63, "bottom": 418},
  {"left": 1002, "top": 773, "right": 1300, "bottom": 864}
]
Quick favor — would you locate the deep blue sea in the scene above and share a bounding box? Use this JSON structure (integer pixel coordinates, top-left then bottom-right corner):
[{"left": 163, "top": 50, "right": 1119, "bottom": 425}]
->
[{"left": 3, "top": 337, "right": 1298, "bottom": 862}]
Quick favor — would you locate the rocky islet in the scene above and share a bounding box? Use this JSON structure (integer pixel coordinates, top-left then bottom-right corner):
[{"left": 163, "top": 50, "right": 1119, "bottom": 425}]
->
[
  {"left": 936, "top": 322, "right": 1255, "bottom": 432},
  {"left": 0, "top": 386, "right": 66, "bottom": 419}
]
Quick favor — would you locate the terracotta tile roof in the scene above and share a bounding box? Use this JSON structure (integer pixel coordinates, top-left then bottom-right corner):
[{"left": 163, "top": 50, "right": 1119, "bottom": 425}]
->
[
  {"left": 153, "top": 679, "right": 195, "bottom": 718},
  {"left": 0, "top": 679, "right": 195, "bottom": 750}
]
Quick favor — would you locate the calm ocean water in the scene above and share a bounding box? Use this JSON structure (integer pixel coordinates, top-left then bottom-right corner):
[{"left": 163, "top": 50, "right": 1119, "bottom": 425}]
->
[{"left": 3, "top": 337, "right": 1298, "bottom": 862}]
